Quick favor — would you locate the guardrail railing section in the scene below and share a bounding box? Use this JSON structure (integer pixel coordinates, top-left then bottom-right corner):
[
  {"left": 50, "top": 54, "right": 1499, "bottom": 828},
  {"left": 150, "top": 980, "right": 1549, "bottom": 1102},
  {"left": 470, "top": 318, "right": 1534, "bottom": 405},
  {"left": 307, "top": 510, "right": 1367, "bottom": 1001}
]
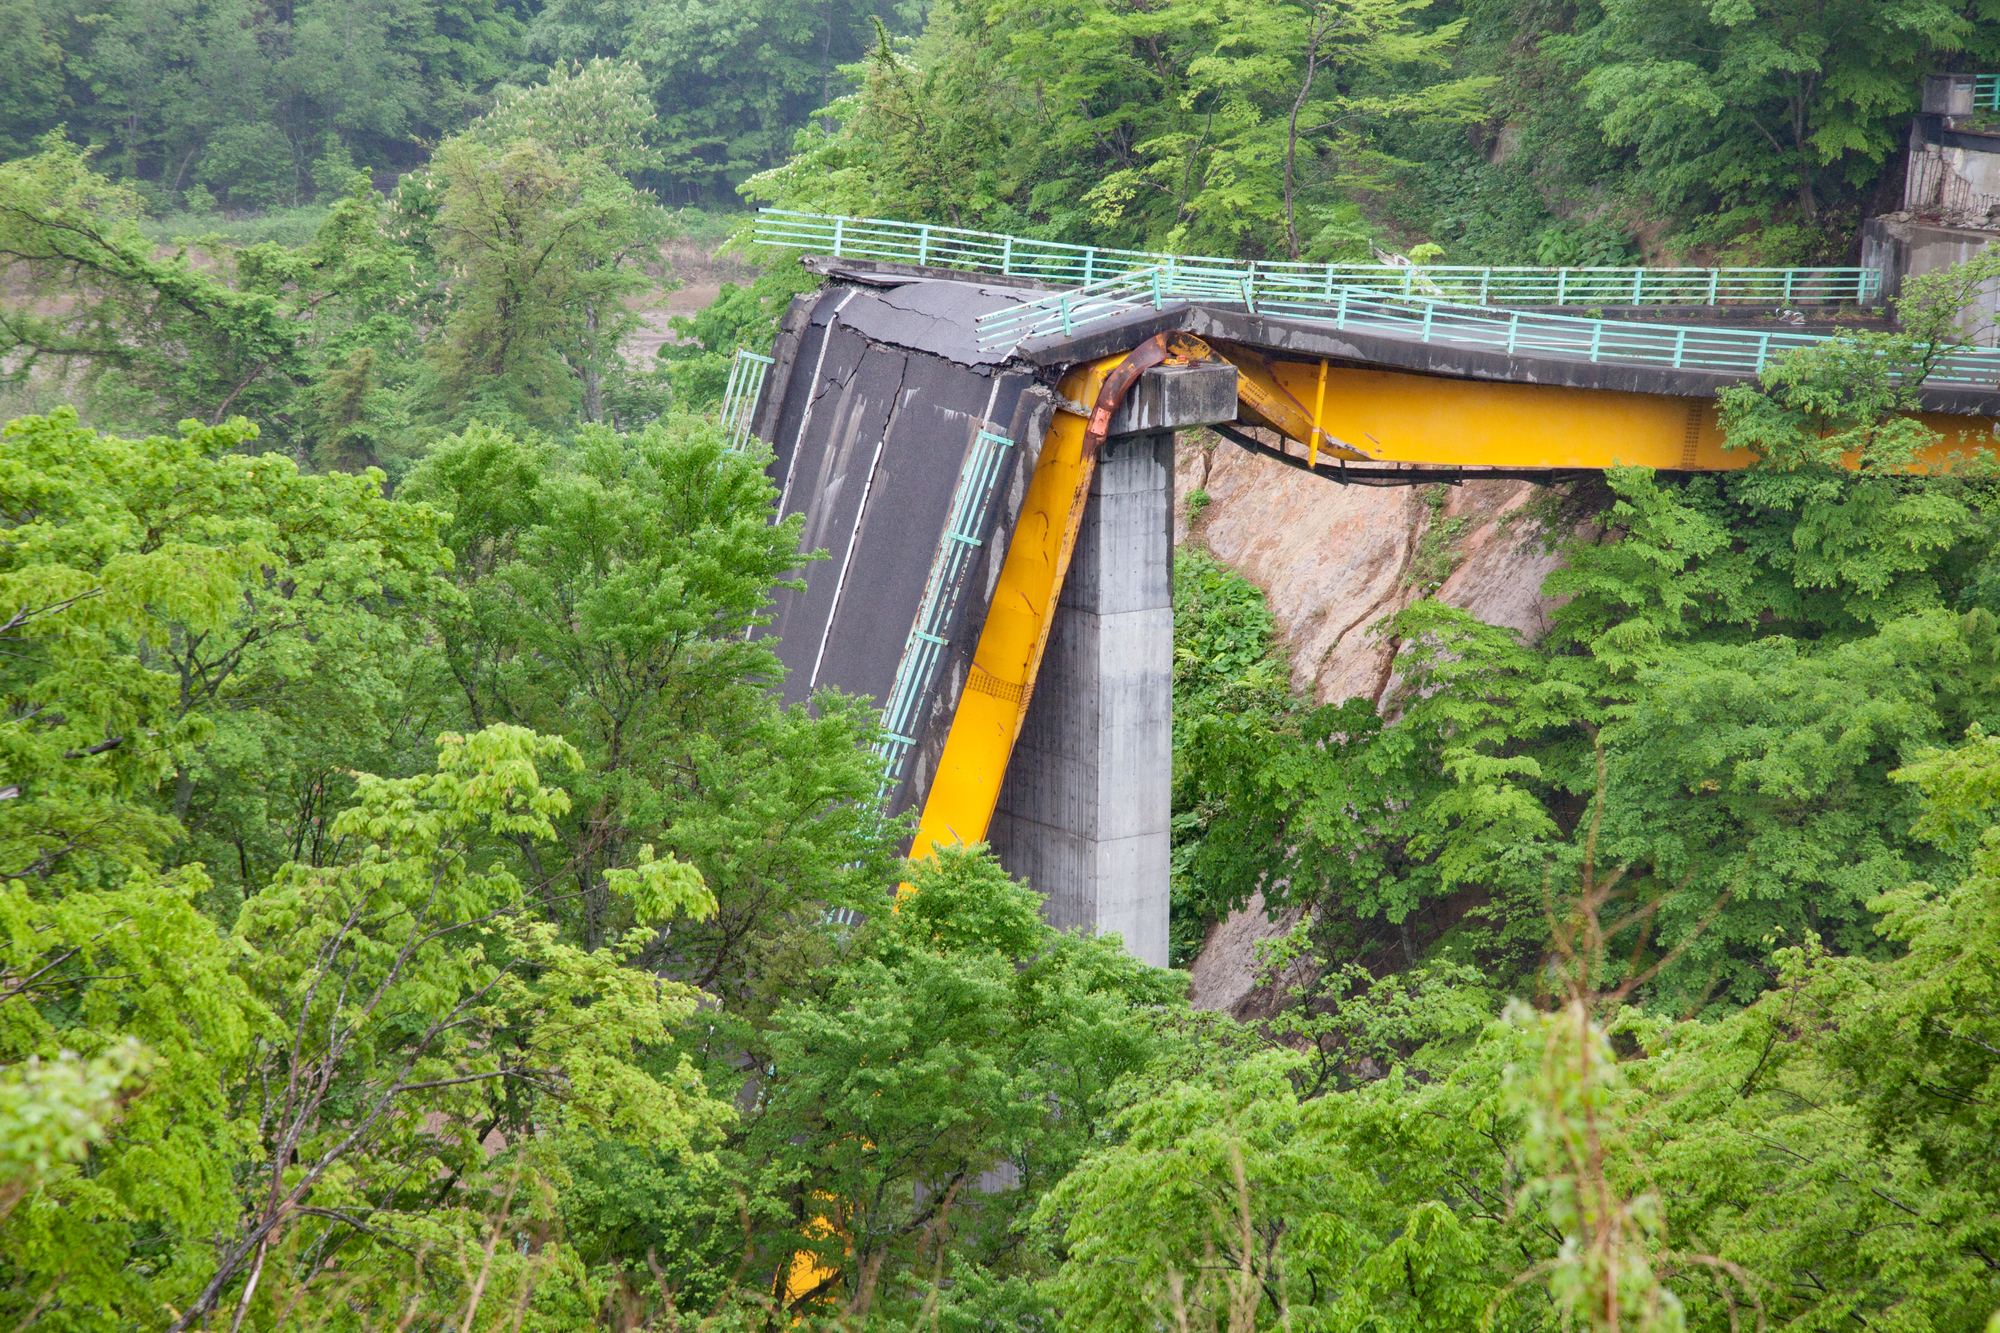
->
[
  {"left": 872, "top": 428, "right": 1017, "bottom": 801},
  {"left": 719, "top": 348, "right": 774, "bottom": 450},
  {"left": 971, "top": 265, "right": 2000, "bottom": 385},
  {"left": 975, "top": 266, "right": 1173, "bottom": 347},
  {"left": 752, "top": 210, "right": 1883, "bottom": 308}
]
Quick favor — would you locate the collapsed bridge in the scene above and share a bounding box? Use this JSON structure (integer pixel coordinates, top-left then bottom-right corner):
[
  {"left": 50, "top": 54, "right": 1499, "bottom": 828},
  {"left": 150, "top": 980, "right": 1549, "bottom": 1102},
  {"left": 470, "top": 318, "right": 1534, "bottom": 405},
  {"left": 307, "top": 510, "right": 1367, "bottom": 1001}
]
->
[{"left": 731, "top": 212, "right": 2000, "bottom": 966}]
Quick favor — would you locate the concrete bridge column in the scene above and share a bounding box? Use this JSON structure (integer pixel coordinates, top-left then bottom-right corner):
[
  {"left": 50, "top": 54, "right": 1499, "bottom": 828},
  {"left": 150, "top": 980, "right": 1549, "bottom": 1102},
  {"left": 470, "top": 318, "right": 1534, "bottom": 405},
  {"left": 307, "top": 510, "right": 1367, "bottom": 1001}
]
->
[
  {"left": 986, "top": 362, "right": 1236, "bottom": 969},
  {"left": 987, "top": 429, "right": 1176, "bottom": 967}
]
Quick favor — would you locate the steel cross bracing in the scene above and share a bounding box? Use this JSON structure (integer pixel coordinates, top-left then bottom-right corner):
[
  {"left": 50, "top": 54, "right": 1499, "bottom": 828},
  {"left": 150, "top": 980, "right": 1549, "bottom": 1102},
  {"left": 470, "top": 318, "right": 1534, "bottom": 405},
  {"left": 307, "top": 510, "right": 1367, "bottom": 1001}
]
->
[{"left": 752, "top": 209, "right": 1883, "bottom": 307}]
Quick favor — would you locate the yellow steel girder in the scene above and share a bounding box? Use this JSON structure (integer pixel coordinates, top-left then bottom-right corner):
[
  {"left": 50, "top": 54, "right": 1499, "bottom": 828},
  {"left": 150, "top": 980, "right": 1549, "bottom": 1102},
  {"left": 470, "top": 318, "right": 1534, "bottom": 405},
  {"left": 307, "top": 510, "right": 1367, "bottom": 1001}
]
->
[
  {"left": 1257, "top": 359, "right": 1996, "bottom": 471},
  {"left": 909, "top": 341, "right": 1999, "bottom": 866},
  {"left": 907, "top": 352, "right": 1125, "bottom": 863}
]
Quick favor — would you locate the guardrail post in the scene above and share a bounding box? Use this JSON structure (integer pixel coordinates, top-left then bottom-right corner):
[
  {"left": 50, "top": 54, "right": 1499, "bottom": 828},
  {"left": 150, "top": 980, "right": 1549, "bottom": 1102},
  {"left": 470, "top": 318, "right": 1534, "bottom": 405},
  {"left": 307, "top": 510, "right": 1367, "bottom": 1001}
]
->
[
  {"left": 1085, "top": 248, "right": 1096, "bottom": 284},
  {"left": 1707, "top": 270, "right": 1720, "bottom": 304},
  {"left": 1507, "top": 310, "right": 1519, "bottom": 355},
  {"left": 1782, "top": 270, "right": 1794, "bottom": 305},
  {"left": 1672, "top": 328, "right": 1686, "bottom": 369},
  {"left": 1337, "top": 287, "right": 1350, "bottom": 329},
  {"left": 1061, "top": 293, "right": 1072, "bottom": 336},
  {"left": 1588, "top": 319, "right": 1602, "bottom": 362},
  {"left": 1756, "top": 332, "right": 1770, "bottom": 373},
  {"left": 1150, "top": 270, "right": 1163, "bottom": 310},
  {"left": 1480, "top": 268, "right": 1491, "bottom": 304},
  {"left": 918, "top": 224, "right": 931, "bottom": 267},
  {"left": 832, "top": 216, "right": 845, "bottom": 256},
  {"left": 1002, "top": 235, "right": 1013, "bottom": 276},
  {"left": 1402, "top": 267, "right": 1413, "bottom": 299},
  {"left": 1632, "top": 269, "right": 1643, "bottom": 303},
  {"left": 1324, "top": 263, "right": 1335, "bottom": 299},
  {"left": 1557, "top": 268, "right": 1568, "bottom": 304},
  {"left": 1421, "top": 300, "right": 1435, "bottom": 343}
]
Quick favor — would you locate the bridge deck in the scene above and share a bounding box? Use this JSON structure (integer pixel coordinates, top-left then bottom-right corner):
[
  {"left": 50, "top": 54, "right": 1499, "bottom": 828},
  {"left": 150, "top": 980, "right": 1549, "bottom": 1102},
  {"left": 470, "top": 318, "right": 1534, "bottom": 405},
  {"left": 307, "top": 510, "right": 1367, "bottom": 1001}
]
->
[{"left": 749, "top": 258, "right": 2000, "bottom": 961}]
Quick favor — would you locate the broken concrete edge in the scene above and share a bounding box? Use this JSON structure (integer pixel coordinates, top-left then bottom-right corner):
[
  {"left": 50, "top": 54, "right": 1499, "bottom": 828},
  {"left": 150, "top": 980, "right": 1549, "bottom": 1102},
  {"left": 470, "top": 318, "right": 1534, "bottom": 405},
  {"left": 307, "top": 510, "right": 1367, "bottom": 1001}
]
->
[
  {"left": 1014, "top": 305, "right": 1202, "bottom": 366},
  {"left": 1105, "top": 362, "right": 1241, "bottom": 436},
  {"left": 791, "top": 272, "right": 1037, "bottom": 369},
  {"left": 750, "top": 291, "right": 820, "bottom": 445},
  {"left": 798, "top": 252, "right": 1056, "bottom": 292}
]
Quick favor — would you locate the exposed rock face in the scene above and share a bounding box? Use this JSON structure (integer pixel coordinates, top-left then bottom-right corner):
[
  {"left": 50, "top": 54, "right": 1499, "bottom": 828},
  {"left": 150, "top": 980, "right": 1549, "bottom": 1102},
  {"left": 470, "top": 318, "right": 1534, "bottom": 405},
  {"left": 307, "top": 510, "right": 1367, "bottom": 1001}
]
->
[
  {"left": 1185, "top": 891, "right": 1307, "bottom": 1019},
  {"left": 1176, "top": 433, "right": 1569, "bottom": 1013},
  {"left": 1177, "top": 433, "right": 1565, "bottom": 709}
]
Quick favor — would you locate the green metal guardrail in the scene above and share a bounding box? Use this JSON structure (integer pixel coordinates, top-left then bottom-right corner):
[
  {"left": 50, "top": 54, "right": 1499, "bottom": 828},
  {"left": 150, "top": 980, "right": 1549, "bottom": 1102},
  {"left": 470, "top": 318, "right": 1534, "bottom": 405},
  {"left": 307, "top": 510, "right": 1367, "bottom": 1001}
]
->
[
  {"left": 970, "top": 265, "right": 2000, "bottom": 387},
  {"left": 752, "top": 209, "right": 1883, "bottom": 307},
  {"left": 873, "top": 428, "right": 1015, "bottom": 799},
  {"left": 1978, "top": 73, "right": 2000, "bottom": 109},
  {"left": 719, "top": 348, "right": 773, "bottom": 449}
]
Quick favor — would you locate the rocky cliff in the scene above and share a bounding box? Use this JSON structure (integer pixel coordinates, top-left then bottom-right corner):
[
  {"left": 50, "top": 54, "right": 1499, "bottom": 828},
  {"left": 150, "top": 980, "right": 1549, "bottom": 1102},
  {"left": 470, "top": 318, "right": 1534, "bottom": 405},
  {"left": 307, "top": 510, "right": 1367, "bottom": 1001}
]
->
[{"left": 1175, "top": 432, "right": 1570, "bottom": 1014}]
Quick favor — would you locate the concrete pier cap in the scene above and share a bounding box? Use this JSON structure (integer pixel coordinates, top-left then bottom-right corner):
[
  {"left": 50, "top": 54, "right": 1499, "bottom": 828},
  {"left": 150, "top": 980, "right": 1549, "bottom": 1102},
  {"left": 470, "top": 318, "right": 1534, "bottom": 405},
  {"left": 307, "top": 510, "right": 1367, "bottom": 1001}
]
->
[
  {"left": 1105, "top": 361, "right": 1240, "bottom": 436},
  {"left": 989, "top": 358, "right": 1238, "bottom": 969}
]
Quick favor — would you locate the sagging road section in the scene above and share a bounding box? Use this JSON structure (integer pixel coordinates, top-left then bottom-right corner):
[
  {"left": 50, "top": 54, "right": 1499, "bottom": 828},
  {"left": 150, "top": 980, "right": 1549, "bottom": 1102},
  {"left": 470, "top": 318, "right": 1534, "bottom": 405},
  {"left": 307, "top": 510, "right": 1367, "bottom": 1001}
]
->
[{"left": 748, "top": 256, "right": 2000, "bottom": 968}]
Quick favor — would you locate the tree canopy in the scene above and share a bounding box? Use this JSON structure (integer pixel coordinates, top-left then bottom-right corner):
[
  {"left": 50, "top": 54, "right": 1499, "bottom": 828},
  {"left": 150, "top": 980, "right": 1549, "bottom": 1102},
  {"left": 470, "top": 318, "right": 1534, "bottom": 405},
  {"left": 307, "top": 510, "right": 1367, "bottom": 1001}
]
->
[{"left": 3, "top": 7, "right": 2000, "bottom": 1329}]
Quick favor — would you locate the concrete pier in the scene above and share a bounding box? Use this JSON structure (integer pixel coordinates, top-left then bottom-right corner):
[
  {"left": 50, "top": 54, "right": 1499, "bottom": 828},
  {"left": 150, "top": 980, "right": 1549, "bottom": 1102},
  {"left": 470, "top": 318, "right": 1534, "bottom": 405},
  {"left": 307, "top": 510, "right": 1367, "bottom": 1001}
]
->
[
  {"left": 985, "top": 359, "right": 1237, "bottom": 968},
  {"left": 988, "top": 429, "right": 1176, "bottom": 967}
]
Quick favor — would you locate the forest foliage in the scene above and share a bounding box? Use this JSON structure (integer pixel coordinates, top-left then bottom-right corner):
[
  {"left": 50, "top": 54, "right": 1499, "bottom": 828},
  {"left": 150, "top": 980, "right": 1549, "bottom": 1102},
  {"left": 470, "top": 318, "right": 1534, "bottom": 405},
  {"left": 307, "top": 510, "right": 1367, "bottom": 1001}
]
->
[
  {"left": 2, "top": 1, "right": 2000, "bottom": 1329},
  {"left": 6, "top": 0, "right": 1999, "bottom": 255}
]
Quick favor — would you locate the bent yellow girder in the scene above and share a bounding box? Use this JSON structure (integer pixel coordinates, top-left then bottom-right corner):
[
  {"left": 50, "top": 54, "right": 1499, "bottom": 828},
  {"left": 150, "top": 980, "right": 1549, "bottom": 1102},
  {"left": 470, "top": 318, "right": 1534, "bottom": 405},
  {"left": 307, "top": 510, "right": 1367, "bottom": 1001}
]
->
[
  {"left": 908, "top": 352, "right": 1127, "bottom": 864},
  {"left": 909, "top": 344, "right": 2000, "bottom": 865}
]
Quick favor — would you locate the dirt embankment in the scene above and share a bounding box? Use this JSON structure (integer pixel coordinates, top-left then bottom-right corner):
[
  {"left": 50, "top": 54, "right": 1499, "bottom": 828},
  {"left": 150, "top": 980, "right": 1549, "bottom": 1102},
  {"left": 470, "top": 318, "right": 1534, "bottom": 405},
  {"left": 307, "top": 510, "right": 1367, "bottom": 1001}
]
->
[{"left": 630, "top": 236, "right": 760, "bottom": 363}]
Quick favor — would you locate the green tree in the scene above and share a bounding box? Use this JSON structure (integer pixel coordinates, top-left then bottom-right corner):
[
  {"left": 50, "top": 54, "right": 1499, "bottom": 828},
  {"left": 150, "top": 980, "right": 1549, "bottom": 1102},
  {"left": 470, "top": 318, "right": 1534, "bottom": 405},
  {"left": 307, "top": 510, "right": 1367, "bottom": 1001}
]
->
[
  {"left": 528, "top": 0, "right": 924, "bottom": 204},
  {"left": 739, "top": 17, "right": 1031, "bottom": 231},
  {"left": 400, "top": 418, "right": 898, "bottom": 980},
  {"left": 26, "top": 0, "right": 527, "bottom": 204},
  {"left": 1174, "top": 581, "right": 1571, "bottom": 975},
  {"left": 0, "top": 411, "right": 264, "bottom": 1326},
  {"left": 0, "top": 407, "right": 738, "bottom": 1323},
  {"left": 1039, "top": 1013, "right": 1542, "bottom": 1333},
  {"left": 0, "top": 140, "right": 313, "bottom": 432},
  {"left": 0, "top": 142, "right": 432, "bottom": 458},
  {"left": 1052, "top": 738, "right": 2000, "bottom": 1333},
  {"left": 161, "top": 726, "right": 729, "bottom": 1331},
  {"left": 419, "top": 62, "right": 673, "bottom": 429},
  {"left": 0, "top": 408, "right": 454, "bottom": 918},
  {"left": 655, "top": 265, "right": 822, "bottom": 409},
  {"left": 463, "top": 54, "right": 665, "bottom": 177},
  {"left": 1574, "top": 0, "right": 1964, "bottom": 227},
  {"left": 703, "top": 846, "right": 1182, "bottom": 1321},
  {"left": 0, "top": 0, "right": 64, "bottom": 161},
  {"left": 1616, "top": 731, "right": 2000, "bottom": 1330},
  {"left": 749, "top": 0, "right": 1490, "bottom": 257}
]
